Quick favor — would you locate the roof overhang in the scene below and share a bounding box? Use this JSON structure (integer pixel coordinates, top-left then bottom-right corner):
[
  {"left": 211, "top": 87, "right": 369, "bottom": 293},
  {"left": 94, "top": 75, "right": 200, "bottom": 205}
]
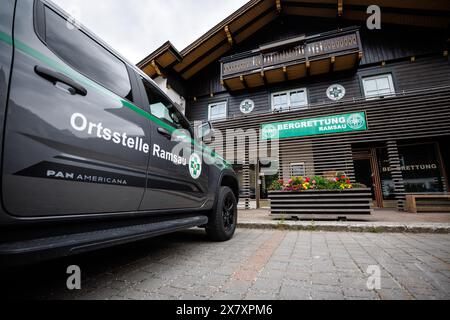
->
[{"left": 138, "top": 0, "right": 450, "bottom": 81}]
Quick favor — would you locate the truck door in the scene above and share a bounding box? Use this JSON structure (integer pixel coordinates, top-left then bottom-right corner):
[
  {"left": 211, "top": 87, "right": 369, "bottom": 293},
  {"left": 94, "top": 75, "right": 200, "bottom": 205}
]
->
[
  {"left": 138, "top": 78, "right": 209, "bottom": 211},
  {"left": 2, "top": 0, "right": 149, "bottom": 217},
  {"left": 0, "top": 0, "right": 15, "bottom": 165}
]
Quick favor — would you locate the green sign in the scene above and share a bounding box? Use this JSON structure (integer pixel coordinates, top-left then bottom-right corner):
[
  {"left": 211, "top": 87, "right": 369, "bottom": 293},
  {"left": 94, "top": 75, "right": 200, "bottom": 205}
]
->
[{"left": 261, "top": 112, "right": 368, "bottom": 140}]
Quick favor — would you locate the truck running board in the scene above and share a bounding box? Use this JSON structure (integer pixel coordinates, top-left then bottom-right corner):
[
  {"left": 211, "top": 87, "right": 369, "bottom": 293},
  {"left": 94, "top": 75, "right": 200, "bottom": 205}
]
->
[{"left": 0, "top": 215, "right": 208, "bottom": 267}]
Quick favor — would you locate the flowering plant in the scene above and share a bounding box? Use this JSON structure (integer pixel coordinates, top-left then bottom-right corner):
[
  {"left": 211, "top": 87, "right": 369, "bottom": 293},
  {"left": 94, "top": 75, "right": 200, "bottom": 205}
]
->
[
  {"left": 269, "top": 173, "right": 354, "bottom": 191},
  {"left": 284, "top": 177, "right": 313, "bottom": 191},
  {"left": 269, "top": 179, "right": 284, "bottom": 191},
  {"left": 334, "top": 173, "right": 353, "bottom": 190}
]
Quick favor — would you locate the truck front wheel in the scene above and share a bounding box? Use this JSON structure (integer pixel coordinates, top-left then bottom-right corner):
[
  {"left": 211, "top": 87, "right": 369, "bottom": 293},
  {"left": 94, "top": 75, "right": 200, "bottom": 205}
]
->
[{"left": 206, "top": 186, "right": 237, "bottom": 241}]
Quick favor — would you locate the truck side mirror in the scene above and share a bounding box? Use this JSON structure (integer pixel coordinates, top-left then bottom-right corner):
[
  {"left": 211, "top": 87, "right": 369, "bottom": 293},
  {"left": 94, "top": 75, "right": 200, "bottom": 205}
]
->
[{"left": 197, "top": 122, "right": 214, "bottom": 143}]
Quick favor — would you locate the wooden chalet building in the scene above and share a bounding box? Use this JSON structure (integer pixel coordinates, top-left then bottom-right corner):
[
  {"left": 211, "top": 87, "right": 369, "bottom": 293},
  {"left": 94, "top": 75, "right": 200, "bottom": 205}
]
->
[{"left": 138, "top": 0, "right": 450, "bottom": 212}]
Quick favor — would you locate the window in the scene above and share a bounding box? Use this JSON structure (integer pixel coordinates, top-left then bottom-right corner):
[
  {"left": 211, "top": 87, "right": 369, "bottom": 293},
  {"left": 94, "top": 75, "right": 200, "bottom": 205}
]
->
[
  {"left": 377, "top": 143, "right": 444, "bottom": 200},
  {"left": 44, "top": 7, "right": 132, "bottom": 99},
  {"left": 208, "top": 102, "right": 227, "bottom": 121},
  {"left": 142, "top": 79, "right": 190, "bottom": 131},
  {"left": 272, "top": 89, "right": 308, "bottom": 112},
  {"left": 362, "top": 74, "right": 395, "bottom": 99},
  {"left": 291, "top": 163, "right": 306, "bottom": 177}
]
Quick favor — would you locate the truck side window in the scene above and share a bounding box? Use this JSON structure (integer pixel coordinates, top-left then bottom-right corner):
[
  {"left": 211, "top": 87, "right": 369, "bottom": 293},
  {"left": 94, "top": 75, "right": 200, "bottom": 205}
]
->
[
  {"left": 43, "top": 6, "right": 133, "bottom": 100},
  {"left": 142, "top": 79, "right": 190, "bottom": 132}
]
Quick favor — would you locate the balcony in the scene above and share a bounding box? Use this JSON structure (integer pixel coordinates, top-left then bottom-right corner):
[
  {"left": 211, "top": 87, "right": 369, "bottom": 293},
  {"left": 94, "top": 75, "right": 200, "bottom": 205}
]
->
[{"left": 220, "top": 27, "right": 362, "bottom": 91}]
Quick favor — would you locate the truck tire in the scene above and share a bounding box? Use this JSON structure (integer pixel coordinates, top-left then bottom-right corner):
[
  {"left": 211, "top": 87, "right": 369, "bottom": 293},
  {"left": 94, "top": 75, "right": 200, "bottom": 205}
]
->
[{"left": 206, "top": 186, "right": 237, "bottom": 241}]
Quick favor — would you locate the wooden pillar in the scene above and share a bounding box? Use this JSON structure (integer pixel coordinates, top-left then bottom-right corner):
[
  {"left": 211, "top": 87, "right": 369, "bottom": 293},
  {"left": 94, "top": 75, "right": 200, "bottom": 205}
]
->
[
  {"left": 255, "top": 160, "right": 261, "bottom": 209},
  {"left": 387, "top": 140, "right": 406, "bottom": 211},
  {"left": 239, "top": 139, "right": 251, "bottom": 210},
  {"left": 242, "top": 158, "right": 251, "bottom": 210}
]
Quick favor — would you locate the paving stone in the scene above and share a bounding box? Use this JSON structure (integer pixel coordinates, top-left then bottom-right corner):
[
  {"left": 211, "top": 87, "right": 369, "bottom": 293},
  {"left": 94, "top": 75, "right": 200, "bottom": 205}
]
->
[
  {"left": 265, "top": 261, "right": 289, "bottom": 271},
  {"left": 197, "top": 274, "right": 229, "bottom": 287},
  {"left": 282, "top": 278, "right": 311, "bottom": 290},
  {"left": 4, "top": 229, "right": 450, "bottom": 301},
  {"left": 252, "top": 278, "right": 283, "bottom": 292},
  {"left": 285, "top": 271, "right": 311, "bottom": 282},
  {"left": 339, "top": 276, "right": 370, "bottom": 290},
  {"left": 124, "top": 289, "right": 156, "bottom": 300},
  {"left": 377, "top": 277, "right": 402, "bottom": 290},
  {"left": 377, "top": 289, "right": 413, "bottom": 300},
  {"left": 311, "top": 273, "right": 340, "bottom": 286},
  {"left": 221, "top": 280, "right": 253, "bottom": 295},
  {"left": 279, "top": 284, "right": 310, "bottom": 300},
  {"left": 245, "top": 290, "right": 279, "bottom": 300},
  {"left": 117, "top": 270, "right": 150, "bottom": 284},
  {"left": 214, "top": 265, "right": 237, "bottom": 276},
  {"left": 178, "top": 292, "right": 207, "bottom": 300},
  {"left": 143, "top": 292, "right": 175, "bottom": 300},
  {"left": 211, "top": 292, "right": 244, "bottom": 300},
  {"left": 157, "top": 285, "right": 184, "bottom": 299},
  {"left": 343, "top": 288, "right": 380, "bottom": 300},
  {"left": 311, "top": 284, "right": 342, "bottom": 293},
  {"left": 190, "top": 284, "right": 222, "bottom": 297},
  {"left": 134, "top": 277, "right": 168, "bottom": 292},
  {"left": 311, "top": 290, "right": 345, "bottom": 300},
  {"left": 258, "top": 269, "right": 285, "bottom": 280}
]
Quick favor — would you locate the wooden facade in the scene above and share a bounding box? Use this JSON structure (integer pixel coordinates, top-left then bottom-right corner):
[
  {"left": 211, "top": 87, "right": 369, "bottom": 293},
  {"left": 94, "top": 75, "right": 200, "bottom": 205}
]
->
[{"left": 139, "top": 1, "right": 450, "bottom": 211}]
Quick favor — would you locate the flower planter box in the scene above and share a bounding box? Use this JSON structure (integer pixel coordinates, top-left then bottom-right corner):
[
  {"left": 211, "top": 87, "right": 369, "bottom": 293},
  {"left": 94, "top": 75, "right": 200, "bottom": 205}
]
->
[{"left": 269, "top": 188, "right": 372, "bottom": 218}]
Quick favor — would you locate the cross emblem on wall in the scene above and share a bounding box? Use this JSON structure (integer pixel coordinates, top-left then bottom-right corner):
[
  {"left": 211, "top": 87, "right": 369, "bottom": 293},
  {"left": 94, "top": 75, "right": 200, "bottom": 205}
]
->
[
  {"left": 240, "top": 99, "right": 255, "bottom": 114},
  {"left": 242, "top": 102, "right": 252, "bottom": 112},
  {"left": 329, "top": 87, "right": 343, "bottom": 98}
]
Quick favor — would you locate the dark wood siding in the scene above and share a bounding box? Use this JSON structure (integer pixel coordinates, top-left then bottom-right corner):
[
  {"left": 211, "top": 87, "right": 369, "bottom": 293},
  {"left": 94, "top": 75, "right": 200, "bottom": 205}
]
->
[
  {"left": 394, "top": 56, "right": 450, "bottom": 91},
  {"left": 359, "top": 28, "right": 445, "bottom": 66},
  {"left": 187, "top": 55, "right": 450, "bottom": 122},
  {"left": 186, "top": 16, "right": 448, "bottom": 99},
  {"left": 207, "top": 86, "right": 450, "bottom": 186}
]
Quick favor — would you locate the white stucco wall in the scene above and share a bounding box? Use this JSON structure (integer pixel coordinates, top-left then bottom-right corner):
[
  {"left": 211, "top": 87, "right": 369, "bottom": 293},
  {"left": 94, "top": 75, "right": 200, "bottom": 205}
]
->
[{"left": 154, "top": 77, "right": 186, "bottom": 115}]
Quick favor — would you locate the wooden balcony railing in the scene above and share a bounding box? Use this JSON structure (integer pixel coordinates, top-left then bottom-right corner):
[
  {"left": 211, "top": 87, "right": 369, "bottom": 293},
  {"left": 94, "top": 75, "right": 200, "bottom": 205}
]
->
[{"left": 220, "top": 27, "right": 362, "bottom": 90}]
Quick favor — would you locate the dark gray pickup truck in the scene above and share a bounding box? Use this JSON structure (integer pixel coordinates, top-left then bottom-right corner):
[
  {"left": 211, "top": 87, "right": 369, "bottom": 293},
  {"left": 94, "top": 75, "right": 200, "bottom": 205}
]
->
[{"left": 0, "top": 0, "right": 239, "bottom": 266}]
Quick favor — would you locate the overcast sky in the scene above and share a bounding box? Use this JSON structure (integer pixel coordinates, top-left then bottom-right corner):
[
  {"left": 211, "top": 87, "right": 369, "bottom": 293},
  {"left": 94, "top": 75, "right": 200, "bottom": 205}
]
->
[{"left": 51, "top": 0, "right": 248, "bottom": 64}]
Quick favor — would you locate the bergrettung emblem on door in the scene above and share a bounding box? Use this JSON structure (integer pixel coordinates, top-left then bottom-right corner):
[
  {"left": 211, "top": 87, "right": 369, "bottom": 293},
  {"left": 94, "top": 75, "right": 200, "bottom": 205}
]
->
[{"left": 189, "top": 153, "right": 202, "bottom": 179}]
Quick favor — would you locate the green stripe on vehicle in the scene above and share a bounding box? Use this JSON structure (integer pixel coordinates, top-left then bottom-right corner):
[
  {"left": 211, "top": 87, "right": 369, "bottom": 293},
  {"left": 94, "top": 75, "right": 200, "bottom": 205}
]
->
[
  {"left": 0, "top": 32, "right": 13, "bottom": 46},
  {"left": 0, "top": 31, "right": 230, "bottom": 168}
]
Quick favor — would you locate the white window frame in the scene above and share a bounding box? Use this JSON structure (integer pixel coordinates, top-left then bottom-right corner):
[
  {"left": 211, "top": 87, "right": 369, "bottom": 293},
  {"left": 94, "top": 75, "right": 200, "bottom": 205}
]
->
[
  {"left": 208, "top": 101, "right": 228, "bottom": 121},
  {"left": 362, "top": 73, "right": 396, "bottom": 99},
  {"left": 290, "top": 162, "right": 306, "bottom": 177},
  {"left": 271, "top": 88, "right": 308, "bottom": 112}
]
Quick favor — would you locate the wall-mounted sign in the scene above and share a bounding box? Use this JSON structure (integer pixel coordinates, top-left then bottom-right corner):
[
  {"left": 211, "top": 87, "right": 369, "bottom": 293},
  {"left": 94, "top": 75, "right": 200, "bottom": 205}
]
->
[
  {"left": 240, "top": 99, "right": 255, "bottom": 114},
  {"left": 261, "top": 111, "right": 368, "bottom": 140},
  {"left": 382, "top": 163, "right": 438, "bottom": 173},
  {"left": 327, "top": 84, "right": 346, "bottom": 101}
]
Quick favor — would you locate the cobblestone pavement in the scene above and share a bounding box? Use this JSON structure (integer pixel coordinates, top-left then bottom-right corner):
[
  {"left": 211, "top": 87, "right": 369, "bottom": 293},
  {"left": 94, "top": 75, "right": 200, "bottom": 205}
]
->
[
  {"left": 3, "top": 229, "right": 450, "bottom": 300},
  {"left": 239, "top": 209, "right": 450, "bottom": 223}
]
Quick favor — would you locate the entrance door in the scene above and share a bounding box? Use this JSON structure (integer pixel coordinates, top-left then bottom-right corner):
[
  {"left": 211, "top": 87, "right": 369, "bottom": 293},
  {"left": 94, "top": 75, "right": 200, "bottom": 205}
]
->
[
  {"left": 354, "top": 159, "right": 375, "bottom": 198},
  {"left": 353, "top": 149, "right": 384, "bottom": 208}
]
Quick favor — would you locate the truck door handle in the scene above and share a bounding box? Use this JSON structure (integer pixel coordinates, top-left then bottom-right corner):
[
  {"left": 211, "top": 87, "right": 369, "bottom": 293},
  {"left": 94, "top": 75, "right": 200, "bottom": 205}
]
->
[
  {"left": 34, "top": 65, "right": 87, "bottom": 96},
  {"left": 157, "top": 127, "right": 172, "bottom": 139}
]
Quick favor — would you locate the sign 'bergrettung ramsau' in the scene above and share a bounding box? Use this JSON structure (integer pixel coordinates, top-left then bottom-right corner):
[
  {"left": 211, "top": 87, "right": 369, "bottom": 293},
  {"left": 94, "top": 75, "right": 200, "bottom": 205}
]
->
[{"left": 261, "top": 111, "right": 368, "bottom": 140}]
